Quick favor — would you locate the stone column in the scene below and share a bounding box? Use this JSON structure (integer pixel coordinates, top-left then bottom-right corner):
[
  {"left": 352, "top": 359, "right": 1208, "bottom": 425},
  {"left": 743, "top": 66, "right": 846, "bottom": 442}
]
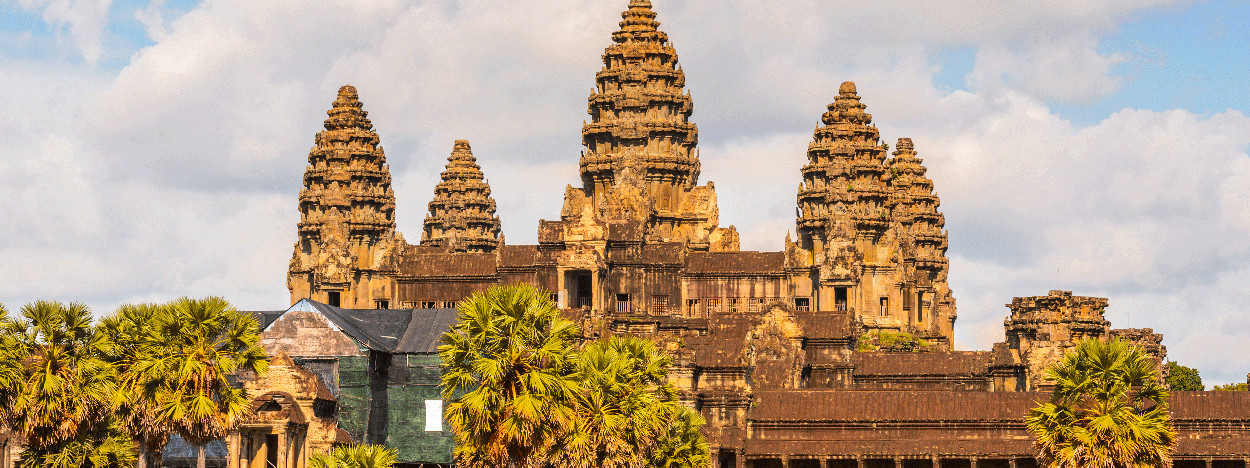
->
[
  {"left": 894, "top": 458, "right": 903, "bottom": 468},
  {"left": 1008, "top": 459, "right": 1017, "bottom": 468},
  {"left": 227, "top": 432, "right": 240, "bottom": 468},
  {"left": 1205, "top": 459, "right": 1213, "bottom": 468},
  {"left": 277, "top": 431, "right": 288, "bottom": 468},
  {"left": 857, "top": 458, "right": 866, "bottom": 468},
  {"left": 969, "top": 458, "right": 978, "bottom": 468},
  {"left": 932, "top": 457, "right": 940, "bottom": 468}
]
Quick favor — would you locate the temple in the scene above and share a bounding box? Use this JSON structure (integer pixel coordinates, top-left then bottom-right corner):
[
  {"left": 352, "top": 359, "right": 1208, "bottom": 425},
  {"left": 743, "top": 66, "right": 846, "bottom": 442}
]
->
[{"left": 260, "top": 1, "right": 1250, "bottom": 467}]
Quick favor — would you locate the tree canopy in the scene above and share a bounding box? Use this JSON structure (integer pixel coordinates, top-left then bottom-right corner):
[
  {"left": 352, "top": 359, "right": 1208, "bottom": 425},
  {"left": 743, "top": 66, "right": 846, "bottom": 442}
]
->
[
  {"left": 1164, "top": 362, "right": 1203, "bottom": 391},
  {"left": 1026, "top": 337, "right": 1176, "bottom": 468},
  {"left": 440, "top": 284, "right": 709, "bottom": 468}
]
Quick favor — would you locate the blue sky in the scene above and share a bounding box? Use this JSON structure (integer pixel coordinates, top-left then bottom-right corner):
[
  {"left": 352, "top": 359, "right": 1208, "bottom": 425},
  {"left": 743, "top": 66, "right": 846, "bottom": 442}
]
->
[{"left": 2, "top": 0, "right": 1250, "bottom": 386}]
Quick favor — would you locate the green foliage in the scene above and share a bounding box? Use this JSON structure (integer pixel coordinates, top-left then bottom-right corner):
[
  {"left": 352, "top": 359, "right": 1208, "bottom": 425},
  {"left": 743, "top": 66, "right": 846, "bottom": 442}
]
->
[
  {"left": 440, "top": 285, "right": 709, "bottom": 468},
  {"left": 1165, "top": 362, "right": 1203, "bottom": 391},
  {"left": 1026, "top": 337, "right": 1175, "bottom": 468},
  {"left": 557, "top": 336, "right": 708, "bottom": 468},
  {"left": 136, "top": 297, "right": 269, "bottom": 447},
  {"left": 856, "top": 330, "right": 930, "bottom": 352},
  {"left": 1212, "top": 382, "right": 1249, "bottom": 391},
  {"left": 440, "top": 285, "right": 582, "bottom": 468},
  {"left": 308, "top": 444, "right": 398, "bottom": 468},
  {"left": 0, "top": 301, "right": 134, "bottom": 468}
]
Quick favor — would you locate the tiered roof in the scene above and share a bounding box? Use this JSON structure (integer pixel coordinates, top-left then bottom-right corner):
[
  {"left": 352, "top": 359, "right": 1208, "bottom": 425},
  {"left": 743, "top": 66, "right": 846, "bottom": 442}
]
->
[
  {"left": 888, "top": 138, "right": 949, "bottom": 272},
  {"left": 580, "top": 0, "right": 699, "bottom": 194},
  {"left": 796, "top": 81, "right": 891, "bottom": 249},
  {"left": 421, "top": 140, "right": 502, "bottom": 253},
  {"left": 297, "top": 85, "right": 396, "bottom": 244}
]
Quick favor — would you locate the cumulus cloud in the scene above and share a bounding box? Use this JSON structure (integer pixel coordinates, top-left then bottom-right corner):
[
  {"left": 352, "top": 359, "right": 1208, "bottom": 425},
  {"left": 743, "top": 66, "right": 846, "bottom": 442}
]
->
[
  {"left": 13, "top": 0, "right": 112, "bottom": 64},
  {"left": 6, "top": 0, "right": 1250, "bottom": 385}
]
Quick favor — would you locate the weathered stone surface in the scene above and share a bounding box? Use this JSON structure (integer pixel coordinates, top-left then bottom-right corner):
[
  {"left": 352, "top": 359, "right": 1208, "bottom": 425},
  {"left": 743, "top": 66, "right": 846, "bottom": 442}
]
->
[
  {"left": 421, "top": 140, "right": 502, "bottom": 253},
  {"left": 288, "top": 85, "right": 403, "bottom": 309}
]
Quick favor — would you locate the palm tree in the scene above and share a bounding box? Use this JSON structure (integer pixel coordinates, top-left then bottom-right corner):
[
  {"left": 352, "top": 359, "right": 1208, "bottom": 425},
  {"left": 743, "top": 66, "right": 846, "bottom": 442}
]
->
[
  {"left": 98, "top": 303, "right": 174, "bottom": 468},
  {"left": 307, "top": 443, "right": 398, "bottom": 468},
  {"left": 560, "top": 336, "right": 709, "bottom": 468},
  {"left": 0, "top": 300, "right": 134, "bottom": 468},
  {"left": 561, "top": 336, "right": 679, "bottom": 468},
  {"left": 439, "top": 285, "right": 582, "bottom": 468},
  {"left": 649, "top": 407, "right": 710, "bottom": 468},
  {"left": 1026, "top": 337, "right": 1176, "bottom": 468},
  {"left": 136, "top": 297, "right": 269, "bottom": 468}
]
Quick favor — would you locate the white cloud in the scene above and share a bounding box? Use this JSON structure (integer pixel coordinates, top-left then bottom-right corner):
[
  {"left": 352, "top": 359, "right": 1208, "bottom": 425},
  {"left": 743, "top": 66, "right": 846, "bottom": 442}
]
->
[
  {"left": 5, "top": 0, "right": 1250, "bottom": 384},
  {"left": 13, "top": 0, "right": 112, "bottom": 64}
]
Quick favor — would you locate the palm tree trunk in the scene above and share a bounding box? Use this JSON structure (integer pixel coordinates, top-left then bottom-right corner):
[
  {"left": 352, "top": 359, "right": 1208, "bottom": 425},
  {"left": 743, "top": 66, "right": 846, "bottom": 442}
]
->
[
  {"left": 197, "top": 443, "right": 207, "bottom": 468},
  {"left": 137, "top": 440, "right": 147, "bottom": 468}
]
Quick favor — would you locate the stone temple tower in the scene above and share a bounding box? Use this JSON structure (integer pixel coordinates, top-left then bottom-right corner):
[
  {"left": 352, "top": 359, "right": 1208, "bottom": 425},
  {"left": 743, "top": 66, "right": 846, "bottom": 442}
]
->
[
  {"left": 787, "top": 82, "right": 956, "bottom": 345},
  {"left": 420, "top": 140, "right": 502, "bottom": 253},
  {"left": 562, "top": 0, "right": 738, "bottom": 251},
  {"left": 288, "top": 85, "right": 402, "bottom": 308}
]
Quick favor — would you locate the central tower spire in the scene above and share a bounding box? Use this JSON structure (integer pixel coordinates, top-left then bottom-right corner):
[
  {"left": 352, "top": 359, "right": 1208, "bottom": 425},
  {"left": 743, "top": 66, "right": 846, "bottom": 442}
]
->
[
  {"left": 580, "top": 0, "right": 699, "bottom": 204},
  {"left": 563, "top": 0, "right": 736, "bottom": 250}
]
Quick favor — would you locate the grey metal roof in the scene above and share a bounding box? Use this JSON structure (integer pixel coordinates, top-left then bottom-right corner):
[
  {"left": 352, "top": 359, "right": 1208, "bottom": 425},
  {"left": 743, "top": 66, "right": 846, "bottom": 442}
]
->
[
  {"left": 397, "top": 308, "right": 461, "bottom": 353},
  {"left": 244, "top": 310, "right": 287, "bottom": 329},
  {"left": 288, "top": 299, "right": 458, "bottom": 354}
]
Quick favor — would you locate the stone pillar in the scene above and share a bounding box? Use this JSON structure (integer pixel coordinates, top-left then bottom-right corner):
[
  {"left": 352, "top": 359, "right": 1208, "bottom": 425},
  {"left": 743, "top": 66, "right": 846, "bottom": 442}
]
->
[
  {"left": 969, "top": 458, "right": 978, "bottom": 468},
  {"left": 782, "top": 457, "right": 791, "bottom": 468},
  {"left": 894, "top": 458, "right": 903, "bottom": 468},
  {"left": 277, "top": 431, "right": 288, "bottom": 468},
  {"left": 1008, "top": 459, "right": 1017, "bottom": 468},
  {"left": 932, "top": 457, "right": 940, "bottom": 468},
  {"left": 736, "top": 450, "right": 745, "bottom": 468},
  {"left": 227, "top": 432, "right": 240, "bottom": 468},
  {"left": 1205, "top": 459, "right": 1213, "bottom": 468},
  {"left": 857, "top": 458, "right": 866, "bottom": 468}
]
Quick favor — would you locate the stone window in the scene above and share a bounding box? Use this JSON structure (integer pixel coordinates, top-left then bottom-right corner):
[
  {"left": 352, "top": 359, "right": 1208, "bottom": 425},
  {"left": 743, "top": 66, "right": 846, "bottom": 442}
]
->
[
  {"left": 374, "top": 299, "right": 389, "bottom": 309},
  {"left": 879, "top": 297, "right": 888, "bottom": 316},
  {"left": 747, "top": 298, "right": 764, "bottom": 313},
  {"left": 834, "top": 287, "right": 848, "bottom": 312},
  {"left": 794, "top": 297, "right": 810, "bottom": 312},
  {"left": 401, "top": 301, "right": 417, "bottom": 309},
  {"left": 425, "top": 400, "right": 443, "bottom": 431},
  {"left": 686, "top": 299, "right": 702, "bottom": 317},
  {"left": 727, "top": 298, "right": 740, "bottom": 313},
  {"left": 652, "top": 295, "right": 669, "bottom": 313},
  {"left": 705, "top": 298, "right": 721, "bottom": 314},
  {"left": 327, "top": 291, "right": 341, "bottom": 307},
  {"left": 420, "top": 301, "right": 437, "bottom": 309}
]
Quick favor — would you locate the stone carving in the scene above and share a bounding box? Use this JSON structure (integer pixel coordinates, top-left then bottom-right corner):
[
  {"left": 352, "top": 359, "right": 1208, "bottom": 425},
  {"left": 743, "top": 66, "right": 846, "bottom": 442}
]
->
[
  {"left": 790, "top": 82, "right": 956, "bottom": 343},
  {"left": 421, "top": 140, "right": 503, "bottom": 253},
  {"left": 288, "top": 85, "right": 400, "bottom": 307},
  {"left": 570, "top": 0, "right": 737, "bottom": 251}
]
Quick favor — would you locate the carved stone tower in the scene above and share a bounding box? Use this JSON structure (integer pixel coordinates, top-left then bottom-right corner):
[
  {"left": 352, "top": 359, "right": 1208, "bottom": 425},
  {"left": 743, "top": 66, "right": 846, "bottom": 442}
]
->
[
  {"left": 1004, "top": 291, "right": 1111, "bottom": 389},
  {"left": 796, "top": 81, "right": 890, "bottom": 251},
  {"left": 421, "top": 140, "right": 502, "bottom": 253},
  {"left": 788, "top": 82, "right": 956, "bottom": 345},
  {"left": 563, "top": 0, "right": 737, "bottom": 250},
  {"left": 288, "top": 85, "right": 402, "bottom": 308},
  {"left": 888, "top": 138, "right": 956, "bottom": 339}
]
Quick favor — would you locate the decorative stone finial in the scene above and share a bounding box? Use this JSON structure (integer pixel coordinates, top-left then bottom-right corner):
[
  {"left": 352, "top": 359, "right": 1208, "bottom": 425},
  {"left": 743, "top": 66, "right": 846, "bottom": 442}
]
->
[
  {"left": 839, "top": 81, "right": 857, "bottom": 95},
  {"left": 615, "top": 0, "right": 662, "bottom": 39},
  {"left": 897, "top": 138, "right": 914, "bottom": 151}
]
